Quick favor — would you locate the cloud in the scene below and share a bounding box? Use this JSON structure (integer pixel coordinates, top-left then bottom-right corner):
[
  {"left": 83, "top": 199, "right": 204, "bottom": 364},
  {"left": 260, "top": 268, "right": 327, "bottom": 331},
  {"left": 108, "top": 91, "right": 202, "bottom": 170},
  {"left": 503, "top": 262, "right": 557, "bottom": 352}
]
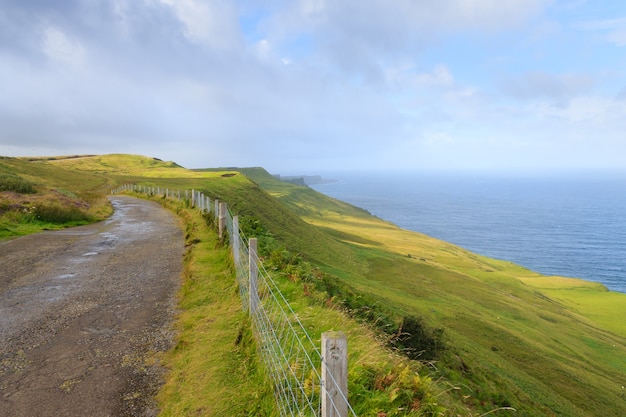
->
[
  {"left": 255, "top": 0, "right": 550, "bottom": 83},
  {"left": 606, "top": 28, "right": 626, "bottom": 47},
  {"left": 41, "top": 27, "right": 86, "bottom": 67},
  {"left": 576, "top": 17, "right": 626, "bottom": 47},
  {"left": 501, "top": 72, "right": 594, "bottom": 102},
  {"left": 0, "top": 0, "right": 624, "bottom": 172},
  {"left": 157, "top": 0, "right": 242, "bottom": 49},
  {"left": 537, "top": 96, "right": 626, "bottom": 125},
  {"left": 414, "top": 65, "right": 455, "bottom": 88},
  {"left": 255, "top": 39, "right": 272, "bottom": 60}
]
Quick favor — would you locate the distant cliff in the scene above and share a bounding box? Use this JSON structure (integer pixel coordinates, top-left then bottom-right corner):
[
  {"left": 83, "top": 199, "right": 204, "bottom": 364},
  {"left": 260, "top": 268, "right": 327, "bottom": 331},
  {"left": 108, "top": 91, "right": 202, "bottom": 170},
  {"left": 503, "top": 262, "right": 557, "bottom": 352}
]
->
[{"left": 274, "top": 174, "right": 336, "bottom": 186}]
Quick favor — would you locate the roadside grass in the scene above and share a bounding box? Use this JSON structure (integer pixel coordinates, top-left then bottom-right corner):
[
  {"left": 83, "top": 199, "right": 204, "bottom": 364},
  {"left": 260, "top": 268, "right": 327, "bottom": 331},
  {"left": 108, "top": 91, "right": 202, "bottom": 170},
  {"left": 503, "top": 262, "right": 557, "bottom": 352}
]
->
[{"left": 155, "top": 200, "right": 276, "bottom": 416}]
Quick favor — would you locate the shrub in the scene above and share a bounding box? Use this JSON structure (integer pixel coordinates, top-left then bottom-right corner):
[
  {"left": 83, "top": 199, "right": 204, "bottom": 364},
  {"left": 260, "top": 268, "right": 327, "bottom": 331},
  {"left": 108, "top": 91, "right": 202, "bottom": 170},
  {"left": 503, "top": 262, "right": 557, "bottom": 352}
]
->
[
  {"left": 0, "top": 173, "right": 36, "bottom": 194},
  {"left": 351, "top": 364, "right": 447, "bottom": 416},
  {"left": 393, "top": 316, "right": 447, "bottom": 361},
  {"left": 34, "top": 203, "right": 91, "bottom": 223}
]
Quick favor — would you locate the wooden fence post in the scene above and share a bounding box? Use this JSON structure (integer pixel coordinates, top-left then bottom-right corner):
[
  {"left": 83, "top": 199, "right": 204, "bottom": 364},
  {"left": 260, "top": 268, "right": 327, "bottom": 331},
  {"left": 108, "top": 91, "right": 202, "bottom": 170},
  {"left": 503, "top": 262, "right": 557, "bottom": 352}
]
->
[
  {"left": 322, "top": 332, "right": 348, "bottom": 417},
  {"left": 249, "top": 238, "right": 258, "bottom": 315},
  {"left": 218, "top": 202, "right": 227, "bottom": 240},
  {"left": 233, "top": 216, "right": 240, "bottom": 263}
]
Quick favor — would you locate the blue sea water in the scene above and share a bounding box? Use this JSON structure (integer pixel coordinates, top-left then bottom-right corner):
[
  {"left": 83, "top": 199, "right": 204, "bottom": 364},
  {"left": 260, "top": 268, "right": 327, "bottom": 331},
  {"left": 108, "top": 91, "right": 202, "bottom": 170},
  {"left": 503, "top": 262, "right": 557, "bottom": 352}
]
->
[{"left": 311, "top": 172, "right": 626, "bottom": 294}]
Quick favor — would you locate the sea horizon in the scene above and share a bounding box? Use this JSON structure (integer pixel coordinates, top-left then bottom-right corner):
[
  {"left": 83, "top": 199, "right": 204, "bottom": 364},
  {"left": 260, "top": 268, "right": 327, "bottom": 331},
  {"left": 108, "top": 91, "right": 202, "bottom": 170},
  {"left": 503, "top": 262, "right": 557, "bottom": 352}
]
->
[{"left": 309, "top": 170, "right": 626, "bottom": 294}]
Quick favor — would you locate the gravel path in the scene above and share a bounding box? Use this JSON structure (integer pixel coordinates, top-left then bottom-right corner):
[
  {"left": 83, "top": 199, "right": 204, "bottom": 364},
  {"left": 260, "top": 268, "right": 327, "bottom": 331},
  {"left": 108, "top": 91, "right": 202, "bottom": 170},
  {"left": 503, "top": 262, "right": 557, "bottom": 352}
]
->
[{"left": 0, "top": 196, "right": 184, "bottom": 417}]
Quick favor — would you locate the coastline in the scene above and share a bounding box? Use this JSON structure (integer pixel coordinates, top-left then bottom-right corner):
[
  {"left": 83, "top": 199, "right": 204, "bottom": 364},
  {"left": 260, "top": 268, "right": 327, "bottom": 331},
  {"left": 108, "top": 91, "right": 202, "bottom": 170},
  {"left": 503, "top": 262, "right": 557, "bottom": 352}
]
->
[{"left": 310, "top": 172, "right": 626, "bottom": 294}]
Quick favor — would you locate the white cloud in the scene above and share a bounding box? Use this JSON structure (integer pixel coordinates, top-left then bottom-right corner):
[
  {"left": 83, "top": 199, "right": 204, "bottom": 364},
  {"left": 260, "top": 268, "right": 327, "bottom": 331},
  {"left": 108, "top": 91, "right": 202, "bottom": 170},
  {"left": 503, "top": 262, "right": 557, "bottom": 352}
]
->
[
  {"left": 606, "top": 28, "right": 626, "bottom": 47},
  {"left": 300, "top": 0, "right": 326, "bottom": 16},
  {"left": 1, "top": 0, "right": 625, "bottom": 172},
  {"left": 256, "top": 39, "right": 271, "bottom": 59},
  {"left": 415, "top": 65, "right": 455, "bottom": 88},
  {"left": 435, "top": 0, "right": 548, "bottom": 29},
  {"left": 112, "top": 0, "right": 131, "bottom": 37},
  {"left": 41, "top": 27, "right": 86, "bottom": 68},
  {"left": 502, "top": 72, "right": 594, "bottom": 102},
  {"left": 576, "top": 17, "right": 626, "bottom": 47},
  {"left": 424, "top": 131, "right": 456, "bottom": 146},
  {"left": 158, "top": 0, "right": 241, "bottom": 49},
  {"left": 538, "top": 96, "right": 626, "bottom": 125},
  {"left": 385, "top": 64, "right": 456, "bottom": 90},
  {"left": 254, "top": 0, "right": 552, "bottom": 89}
]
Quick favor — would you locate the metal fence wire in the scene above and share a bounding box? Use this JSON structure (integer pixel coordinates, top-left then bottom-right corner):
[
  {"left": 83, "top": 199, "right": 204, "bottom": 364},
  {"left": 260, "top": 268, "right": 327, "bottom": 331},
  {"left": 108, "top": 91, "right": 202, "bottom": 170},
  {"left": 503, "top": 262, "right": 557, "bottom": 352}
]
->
[{"left": 112, "top": 185, "right": 356, "bottom": 417}]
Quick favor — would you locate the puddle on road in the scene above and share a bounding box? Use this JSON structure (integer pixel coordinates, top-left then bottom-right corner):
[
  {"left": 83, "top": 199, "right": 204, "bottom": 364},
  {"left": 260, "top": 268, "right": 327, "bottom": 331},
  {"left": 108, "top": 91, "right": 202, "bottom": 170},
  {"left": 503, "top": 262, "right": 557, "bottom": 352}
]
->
[
  {"left": 56, "top": 273, "right": 76, "bottom": 279},
  {"left": 97, "top": 232, "right": 119, "bottom": 248}
]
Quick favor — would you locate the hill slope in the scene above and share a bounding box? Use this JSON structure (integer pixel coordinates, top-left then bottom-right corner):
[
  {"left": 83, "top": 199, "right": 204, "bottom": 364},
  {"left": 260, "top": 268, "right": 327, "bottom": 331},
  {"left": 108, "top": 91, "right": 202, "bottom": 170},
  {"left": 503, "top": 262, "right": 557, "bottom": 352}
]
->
[{"left": 239, "top": 167, "right": 626, "bottom": 416}]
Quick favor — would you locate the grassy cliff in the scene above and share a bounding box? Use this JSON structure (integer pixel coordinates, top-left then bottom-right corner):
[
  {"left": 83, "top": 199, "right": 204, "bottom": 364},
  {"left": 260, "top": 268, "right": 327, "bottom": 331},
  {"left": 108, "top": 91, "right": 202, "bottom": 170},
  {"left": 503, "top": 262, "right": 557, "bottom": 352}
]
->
[
  {"left": 2, "top": 154, "right": 625, "bottom": 416},
  {"left": 223, "top": 166, "right": 626, "bottom": 416}
]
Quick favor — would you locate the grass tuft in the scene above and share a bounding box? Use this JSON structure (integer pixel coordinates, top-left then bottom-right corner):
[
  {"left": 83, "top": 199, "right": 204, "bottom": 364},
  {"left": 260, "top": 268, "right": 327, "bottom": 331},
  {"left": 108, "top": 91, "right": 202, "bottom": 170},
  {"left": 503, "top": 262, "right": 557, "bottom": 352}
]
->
[{"left": 0, "top": 173, "right": 36, "bottom": 193}]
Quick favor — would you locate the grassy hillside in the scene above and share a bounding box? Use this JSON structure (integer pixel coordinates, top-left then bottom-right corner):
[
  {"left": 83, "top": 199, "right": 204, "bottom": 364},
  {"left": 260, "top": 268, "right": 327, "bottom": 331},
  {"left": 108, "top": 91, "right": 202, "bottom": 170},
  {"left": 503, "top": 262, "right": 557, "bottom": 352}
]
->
[
  {"left": 0, "top": 156, "right": 116, "bottom": 237},
  {"left": 238, "top": 167, "right": 626, "bottom": 416},
  {"left": 2, "top": 154, "right": 625, "bottom": 416}
]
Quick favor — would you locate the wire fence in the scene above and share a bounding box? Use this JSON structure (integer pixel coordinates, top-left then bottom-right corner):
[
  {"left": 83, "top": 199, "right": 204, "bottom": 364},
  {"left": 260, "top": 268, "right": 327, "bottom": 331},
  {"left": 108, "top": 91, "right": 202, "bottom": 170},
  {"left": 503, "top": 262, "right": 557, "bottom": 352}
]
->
[{"left": 112, "top": 184, "right": 356, "bottom": 417}]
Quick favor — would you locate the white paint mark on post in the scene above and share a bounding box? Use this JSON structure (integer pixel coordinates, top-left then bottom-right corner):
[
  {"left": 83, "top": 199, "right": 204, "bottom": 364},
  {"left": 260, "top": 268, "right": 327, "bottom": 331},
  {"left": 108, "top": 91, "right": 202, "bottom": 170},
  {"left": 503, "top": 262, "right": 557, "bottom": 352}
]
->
[{"left": 322, "top": 332, "right": 348, "bottom": 417}]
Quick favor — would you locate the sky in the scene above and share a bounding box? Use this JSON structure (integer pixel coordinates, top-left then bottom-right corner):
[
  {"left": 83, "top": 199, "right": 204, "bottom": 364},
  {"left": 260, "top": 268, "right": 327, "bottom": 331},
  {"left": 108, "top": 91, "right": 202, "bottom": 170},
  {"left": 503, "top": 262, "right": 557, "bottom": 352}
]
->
[{"left": 1, "top": 0, "right": 625, "bottom": 174}]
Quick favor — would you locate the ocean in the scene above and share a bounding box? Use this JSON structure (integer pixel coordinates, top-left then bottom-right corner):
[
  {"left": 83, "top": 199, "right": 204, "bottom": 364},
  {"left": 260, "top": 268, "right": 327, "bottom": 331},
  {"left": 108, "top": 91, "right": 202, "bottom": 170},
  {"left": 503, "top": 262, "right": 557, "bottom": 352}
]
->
[{"left": 310, "top": 172, "right": 626, "bottom": 294}]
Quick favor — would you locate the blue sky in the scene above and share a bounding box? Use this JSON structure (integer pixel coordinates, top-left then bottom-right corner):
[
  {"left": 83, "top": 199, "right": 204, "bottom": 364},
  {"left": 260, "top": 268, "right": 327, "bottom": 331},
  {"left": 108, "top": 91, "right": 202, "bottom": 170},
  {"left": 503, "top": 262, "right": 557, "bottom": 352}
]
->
[{"left": 0, "top": 0, "right": 625, "bottom": 174}]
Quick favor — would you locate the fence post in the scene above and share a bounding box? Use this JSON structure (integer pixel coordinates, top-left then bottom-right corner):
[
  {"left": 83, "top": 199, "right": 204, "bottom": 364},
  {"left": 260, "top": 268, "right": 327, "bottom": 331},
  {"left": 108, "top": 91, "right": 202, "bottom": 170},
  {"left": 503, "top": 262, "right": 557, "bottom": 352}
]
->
[
  {"left": 233, "top": 216, "right": 240, "bottom": 263},
  {"left": 322, "top": 332, "right": 348, "bottom": 417},
  {"left": 249, "top": 237, "right": 258, "bottom": 315},
  {"left": 218, "top": 202, "right": 227, "bottom": 240}
]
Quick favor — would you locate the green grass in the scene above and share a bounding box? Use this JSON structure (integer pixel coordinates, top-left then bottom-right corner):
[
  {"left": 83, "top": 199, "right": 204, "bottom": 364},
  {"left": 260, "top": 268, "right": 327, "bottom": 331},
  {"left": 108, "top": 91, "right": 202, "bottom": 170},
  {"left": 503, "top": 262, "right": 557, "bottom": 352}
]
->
[
  {"left": 141, "top": 194, "right": 461, "bottom": 417},
  {"left": 0, "top": 156, "right": 121, "bottom": 239},
  {"left": 154, "top": 200, "right": 276, "bottom": 416},
  {"left": 4, "top": 154, "right": 626, "bottom": 416},
  {"left": 242, "top": 168, "right": 626, "bottom": 416},
  {"left": 0, "top": 172, "right": 36, "bottom": 193}
]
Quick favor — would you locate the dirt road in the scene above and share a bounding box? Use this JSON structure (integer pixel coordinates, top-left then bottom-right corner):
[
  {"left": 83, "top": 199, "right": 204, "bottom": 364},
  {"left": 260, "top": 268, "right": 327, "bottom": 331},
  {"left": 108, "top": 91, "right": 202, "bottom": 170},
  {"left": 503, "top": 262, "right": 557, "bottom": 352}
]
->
[{"left": 0, "top": 196, "right": 184, "bottom": 417}]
